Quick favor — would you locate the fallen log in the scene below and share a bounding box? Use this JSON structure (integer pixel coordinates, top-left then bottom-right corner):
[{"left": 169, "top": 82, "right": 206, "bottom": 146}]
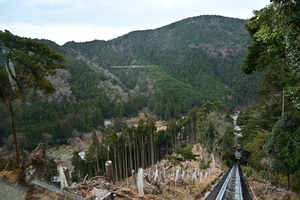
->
[{"left": 111, "top": 187, "right": 139, "bottom": 199}]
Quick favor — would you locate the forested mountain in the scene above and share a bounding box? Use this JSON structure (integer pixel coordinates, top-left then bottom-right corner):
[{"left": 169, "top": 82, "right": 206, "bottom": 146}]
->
[
  {"left": 0, "top": 15, "right": 264, "bottom": 150},
  {"left": 2, "top": 1, "right": 300, "bottom": 195},
  {"left": 63, "top": 15, "right": 263, "bottom": 108}
]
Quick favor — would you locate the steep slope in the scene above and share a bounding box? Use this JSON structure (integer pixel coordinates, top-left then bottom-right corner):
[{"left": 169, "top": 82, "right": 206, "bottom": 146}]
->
[
  {"left": 108, "top": 15, "right": 261, "bottom": 103},
  {"left": 0, "top": 15, "right": 265, "bottom": 148},
  {"left": 61, "top": 15, "right": 263, "bottom": 109}
]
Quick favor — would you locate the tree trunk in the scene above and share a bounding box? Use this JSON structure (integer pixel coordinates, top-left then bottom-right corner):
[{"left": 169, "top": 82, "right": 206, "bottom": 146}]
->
[
  {"left": 287, "top": 173, "right": 290, "bottom": 189},
  {"left": 105, "top": 160, "right": 115, "bottom": 184},
  {"left": 154, "top": 135, "right": 157, "bottom": 163},
  {"left": 166, "top": 141, "right": 169, "bottom": 155},
  {"left": 114, "top": 146, "right": 118, "bottom": 182},
  {"left": 124, "top": 144, "right": 128, "bottom": 178},
  {"left": 134, "top": 139, "right": 138, "bottom": 170},
  {"left": 190, "top": 119, "right": 195, "bottom": 144},
  {"left": 217, "top": 152, "right": 224, "bottom": 170},
  {"left": 157, "top": 145, "right": 160, "bottom": 161},
  {"left": 8, "top": 100, "right": 19, "bottom": 166},
  {"left": 150, "top": 133, "right": 155, "bottom": 166},
  {"left": 118, "top": 148, "right": 122, "bottom": 180},
  {"left": 132, "top": 170, "right": 137, "bottom": 186},
  {"left": 141, "top": 139, "right": 145, "bottom": 168},
  {"left": 171, "top": 133, "right": 175, "bottom": 151},
  {"left": 129, "top": 141, "right": 133, "bottom": 174},
  {"left": 96, "top": 146, "right": 100, "bottom": 173},
  {"left": 147, "top": 142, "right": 150, "bottom": 167}
]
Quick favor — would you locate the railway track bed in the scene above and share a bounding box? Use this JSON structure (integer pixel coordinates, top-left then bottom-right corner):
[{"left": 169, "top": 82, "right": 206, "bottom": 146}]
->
[{"left": 205, "top": 162, "right": 254, "bottom": 200}]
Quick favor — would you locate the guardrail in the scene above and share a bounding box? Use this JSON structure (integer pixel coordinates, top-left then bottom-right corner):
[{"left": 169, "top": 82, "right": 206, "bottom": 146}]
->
[{"left": 31, "top": 180, "right": 84, "bottom": 200}]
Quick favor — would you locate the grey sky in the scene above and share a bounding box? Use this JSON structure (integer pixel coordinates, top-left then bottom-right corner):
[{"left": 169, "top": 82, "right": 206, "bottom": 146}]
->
[{"left": 0, "top": 0, "right": 270, "bottom": 45}]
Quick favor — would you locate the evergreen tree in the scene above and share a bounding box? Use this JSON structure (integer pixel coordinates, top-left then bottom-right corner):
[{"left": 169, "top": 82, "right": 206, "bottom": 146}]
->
[{"left": 0, "top": 30, "right": 65, "bottom": 165}]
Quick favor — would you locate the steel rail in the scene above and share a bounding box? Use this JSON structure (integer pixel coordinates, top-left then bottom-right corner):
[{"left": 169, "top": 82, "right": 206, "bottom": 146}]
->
[
  {"left": 205, "top": 162, "right": 254, "bottom": 200},
  {"left": 215, "top": 163, "right": 243, "bottom": 200},
  {"left": 215, "top": 164, "right": 236, "bottom": 199}
]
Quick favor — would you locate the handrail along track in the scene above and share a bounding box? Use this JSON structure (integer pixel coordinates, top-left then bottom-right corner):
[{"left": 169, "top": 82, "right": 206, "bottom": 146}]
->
[{"left": 205, "top": 162, "right": 253, "bottom": 200}]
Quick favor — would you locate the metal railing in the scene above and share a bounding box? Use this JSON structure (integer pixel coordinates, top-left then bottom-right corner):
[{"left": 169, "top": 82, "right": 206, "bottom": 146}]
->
[{"left": 215, "top": 163, "right": 243, "bottom": 200}]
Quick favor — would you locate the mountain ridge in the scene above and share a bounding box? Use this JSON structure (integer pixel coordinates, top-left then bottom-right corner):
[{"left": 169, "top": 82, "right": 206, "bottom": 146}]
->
[
  {"left": 43, "top": 15, "right": 263, "bottom": 109},
  {"left": 55, "top": 15, "right": 261, "bottom": 107},
  {"left": 0, "top": 15, "right": 265, "bottom": 147}
]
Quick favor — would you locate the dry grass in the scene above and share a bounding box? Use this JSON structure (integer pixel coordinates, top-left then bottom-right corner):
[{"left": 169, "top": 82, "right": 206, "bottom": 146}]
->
[
  {"left": 25, "top": 185, "right": 70, "bottom": 200},
  {"left": 114, "top": 144, "right": 224, "bottom": 200},
  {"left": 248, "top": 180, "right": 300, "bottom": 200},
  {"left": 0, "top": 170, "right": 19, "bottom": 183},
  {"left": 114, "top": 167, "right": 223, "bottom": 200}
]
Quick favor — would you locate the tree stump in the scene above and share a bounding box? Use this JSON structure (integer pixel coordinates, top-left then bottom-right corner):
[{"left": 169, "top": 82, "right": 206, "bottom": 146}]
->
[{"left": 105, "top": 160, "right": 115, "bottom": 184}]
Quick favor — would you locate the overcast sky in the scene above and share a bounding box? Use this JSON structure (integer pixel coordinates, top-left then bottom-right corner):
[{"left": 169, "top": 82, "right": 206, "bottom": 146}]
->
[{"left": 0, "top": 0, "right": 270, "bottom": 45}]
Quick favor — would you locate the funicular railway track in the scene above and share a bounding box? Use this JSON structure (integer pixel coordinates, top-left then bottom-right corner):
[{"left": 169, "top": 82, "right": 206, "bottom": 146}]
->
[{"left": 205, "top": 162, "right": 253, "bottom": 200}]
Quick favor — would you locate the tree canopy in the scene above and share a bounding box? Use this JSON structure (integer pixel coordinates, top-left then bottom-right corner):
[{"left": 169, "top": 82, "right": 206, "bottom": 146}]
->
[
  {"left": 240, "top": 0, "right": 300, "bottom": 191},
  {"left": 0, "top": 30, "right": 65, "bottom": 99},
  {"left": 0, "top": 30, "right": 65, "bottom": 165},
  {"left": 242, "top": 0, "right": 300, "bottom": 107}
]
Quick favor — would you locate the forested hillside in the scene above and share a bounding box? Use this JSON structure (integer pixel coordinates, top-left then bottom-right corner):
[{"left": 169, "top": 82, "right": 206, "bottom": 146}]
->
[
  {"left": 2, "top": 2, "right": 300, "bottom": 196},
  {"left": 64, "top": 15, "right": 263, "bottom": 108},
  {"left": 0, "top": 15, "right": 263, "bottom": 150}
]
